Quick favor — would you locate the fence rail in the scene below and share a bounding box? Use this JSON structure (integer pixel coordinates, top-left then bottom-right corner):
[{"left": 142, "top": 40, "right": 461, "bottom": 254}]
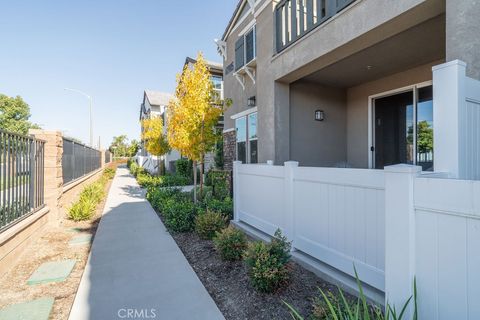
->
[
  {"left": 62, "top": 138, "right": 101, "bottom": 185},
  {"left": 0, "top": 130, "right": 45, "bottom": 232},
  {"left": 275, "top": 0, "right": 356, "bottom": 52}
]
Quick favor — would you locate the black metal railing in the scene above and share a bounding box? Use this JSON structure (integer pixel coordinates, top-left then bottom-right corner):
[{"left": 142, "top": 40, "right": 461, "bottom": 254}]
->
[
  {"left": 62, "top": 138, "right": 101, "bottom": 185},
  {"left": 0, "top": 130, "right": 45, "bottom": 232},
  {"left": 275, "top": 0, "right": 356, "bottom": 52}
]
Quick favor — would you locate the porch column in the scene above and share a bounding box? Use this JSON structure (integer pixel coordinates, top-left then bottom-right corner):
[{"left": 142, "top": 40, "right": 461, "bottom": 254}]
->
[
  {"left": 432, "top": 60, "right": 466, "bottom": 178},
  {"left": 274, "top": 81, "right": 290, "bottom": 164},
  {"left": 384, "top": 164, "right": 421, "bottom": 317},
  {"left": 446, "top": 0, "right": 480, "bottom": 80}
]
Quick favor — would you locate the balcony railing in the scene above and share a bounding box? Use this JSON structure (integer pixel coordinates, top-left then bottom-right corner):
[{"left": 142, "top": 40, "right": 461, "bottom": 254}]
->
[{"left": 275, "top": 0, "right": 356, "bottom": 52}]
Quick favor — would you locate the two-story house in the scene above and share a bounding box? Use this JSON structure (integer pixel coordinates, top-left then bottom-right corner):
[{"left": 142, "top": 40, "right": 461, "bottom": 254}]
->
[
  {"left": 218, "top": 0, "right": 479, "bottom": 176},
  {"left": 139, "top": 90, "right": 180, "bottom": 173}
]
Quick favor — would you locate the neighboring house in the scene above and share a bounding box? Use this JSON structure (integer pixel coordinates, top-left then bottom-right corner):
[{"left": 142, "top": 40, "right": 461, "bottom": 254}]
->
[
  {"left": 139, "top": 90, "right": 180, "bottom": 173},
  {"left": 182, "top": 56, "right": 225, "bottom": 171},
  {"left": 218, "top": 0, "right": 480, "bottom": 317},
  {"left": 218, "top": 0, "right": 479, "bottom": 175}
]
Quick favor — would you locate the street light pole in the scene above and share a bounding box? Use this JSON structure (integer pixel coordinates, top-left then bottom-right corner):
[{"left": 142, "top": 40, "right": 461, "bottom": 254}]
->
[{"left": 64, "top": 88, "right": 93, "bottom": 147}]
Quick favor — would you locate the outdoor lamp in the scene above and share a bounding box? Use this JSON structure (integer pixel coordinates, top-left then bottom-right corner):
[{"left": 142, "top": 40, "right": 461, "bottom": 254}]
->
[
  {"left": 247, "top": 96, "right": 256, "bottom": 107},
  {"left": 315, "top": 110, "right": 325, "bottom": 121}
]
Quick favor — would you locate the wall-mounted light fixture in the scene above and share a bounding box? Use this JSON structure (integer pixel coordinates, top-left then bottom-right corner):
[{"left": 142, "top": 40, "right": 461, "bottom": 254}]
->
[
  {"left": 247, "top": 96, "right": 256, "bottom": 107},
  {"left": 315, "top": 110, "right": 325, "bottom": 121}
]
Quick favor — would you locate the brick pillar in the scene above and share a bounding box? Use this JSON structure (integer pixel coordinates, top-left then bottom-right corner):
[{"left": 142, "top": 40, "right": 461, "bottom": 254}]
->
[
  {"left": 223, "top": 129, "right": 236, "bottom": 171},
  {"left": 29, "top": 129, "right": 63, "bottom": 224},
  {"left": 101, "top": 150, "right": 106, "bottom": 168}
]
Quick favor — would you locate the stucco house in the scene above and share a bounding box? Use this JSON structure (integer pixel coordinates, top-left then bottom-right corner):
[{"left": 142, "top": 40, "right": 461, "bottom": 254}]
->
[
  {"left": 218, "top": 0, "right": 479, "bottom": 177},
  {"left": 139, "top": 90, "right": 180, "bottom": 173},
  {"left": 217, "top": 0, "right": 480, "bottom": 317}
]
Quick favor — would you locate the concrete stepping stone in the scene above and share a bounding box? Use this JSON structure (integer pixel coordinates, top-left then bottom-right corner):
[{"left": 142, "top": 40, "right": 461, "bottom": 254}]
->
[
  {"left": 0, "top": 297, "right": 54, "bottom": 320},
  {"left": 68, "top": 234, "right": 93, "bottom": 246},
  {"left": 27, "top": 260, "right": 76, "bottom": 285},
  {"left": 68, "top": 227, "right": 84, "bottom": 233}
]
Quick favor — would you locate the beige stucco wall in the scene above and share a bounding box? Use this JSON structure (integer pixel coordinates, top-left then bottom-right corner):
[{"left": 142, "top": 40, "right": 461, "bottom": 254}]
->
[
  {"left": 290, "top": 81, "right": 347, "bottom": 167},
  {"left": 346, "top": 61, "right": 442, "bottom": 168}
]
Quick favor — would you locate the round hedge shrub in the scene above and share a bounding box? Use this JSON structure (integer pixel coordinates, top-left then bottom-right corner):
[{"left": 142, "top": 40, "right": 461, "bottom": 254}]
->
[
  {"left": 213, "top": 225, "right": 247, "bottom": 261},
  {"left": 162, "top": 199, "right": 196, "bottom": 232},
  {"left": 195, "top": 211, "right": 227, "bottom": 240}
]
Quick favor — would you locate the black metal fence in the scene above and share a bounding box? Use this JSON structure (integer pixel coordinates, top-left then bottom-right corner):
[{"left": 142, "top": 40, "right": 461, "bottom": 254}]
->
[
  {"left": 62, "top": 138, "right": 101, "bottom": 185},
  {"left": 0, "top": 130, "right": 45, "bottom": 232}
]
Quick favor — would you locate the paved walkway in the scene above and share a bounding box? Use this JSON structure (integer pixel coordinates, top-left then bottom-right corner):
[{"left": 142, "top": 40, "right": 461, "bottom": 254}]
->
[{"left": 69, "top": 166, "right": 224, "bottom": 320}]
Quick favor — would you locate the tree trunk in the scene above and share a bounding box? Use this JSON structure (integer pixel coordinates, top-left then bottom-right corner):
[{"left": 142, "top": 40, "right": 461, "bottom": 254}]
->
[
  {"left": 193, "top": 160, "right": 197, "bottom": 203},
  {"left": 199, "top": 157, "right": 204, "bottom": 198}
]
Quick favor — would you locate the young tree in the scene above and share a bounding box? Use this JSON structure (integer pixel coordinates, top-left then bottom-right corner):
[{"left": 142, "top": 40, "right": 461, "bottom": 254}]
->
[
  {"left": 128, "top": 139, "right": 140, "bottom": 157},
  {"left": 168, "top": 53, "right": 226, "bottom": 202},
  {"left": 109, "top": 135, "right": 129, "bottom": 157},
  {"left": 0, "top": 94, "right": 40, "bottom": 134},
  {"left": 141, "top": 117, "right": 170, "bottom": 175}
]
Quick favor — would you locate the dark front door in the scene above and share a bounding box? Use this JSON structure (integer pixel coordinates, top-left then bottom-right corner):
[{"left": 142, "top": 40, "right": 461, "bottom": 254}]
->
[{"left": 374, "top": 91, "right": 414, "bottom": 169}]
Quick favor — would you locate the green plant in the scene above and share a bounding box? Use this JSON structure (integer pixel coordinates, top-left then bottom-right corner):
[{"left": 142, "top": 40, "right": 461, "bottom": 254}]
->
[
  {"left": 162, "top": 199, "right": 197, "bottom": 232},
  {"left": 80, "top": 182, "right": 105, "bottom": 204},
  {"left": 244, "top": 229, "right": 292, "bottom": 293},
  {"left": 176, "top": 158, "right": 193, "bottom": 181},
  {"left": 203, "top": 197, "right": 233, "bottom": 220},
  {"left": 284, "top": 269, "right": 418, "bottom": 320},
  {"left": 195, "top": 211, "right": 227, "bottom": 240},
  {"left": 68, "top": 197, "right": 97, "bottom": 221},
  {"left": 103, "top": 167, "right": 116, "bottom": 180},
  {"left": 213, "top": 225, "right": 247, "bottom": 261}
]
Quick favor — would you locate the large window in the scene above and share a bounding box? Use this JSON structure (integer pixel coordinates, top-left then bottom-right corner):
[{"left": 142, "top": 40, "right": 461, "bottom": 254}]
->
[
  {"left": 235, "top": 112, "right": 258, "bottom": 163},
  {"left": 235, "top": 25, "right": 256, "bottom": 71}
]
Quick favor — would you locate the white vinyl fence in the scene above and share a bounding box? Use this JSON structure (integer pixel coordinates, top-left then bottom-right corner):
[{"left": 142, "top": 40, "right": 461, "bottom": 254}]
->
[
  {"left": 234, "top": 162, "right": 480, "bottom": 319},
  {"left": 234, "top": 162, "right": 386, "bottom": 293},
  {"left": 136, "top": 155, "right": 158, "bottom": 174},
  {"left": 414, "top": 177, "right": 480, "bottom": 319}
]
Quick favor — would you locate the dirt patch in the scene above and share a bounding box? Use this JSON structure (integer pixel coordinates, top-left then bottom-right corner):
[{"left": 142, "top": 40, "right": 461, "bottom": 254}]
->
[
  {"left": 170, "top": 229, "right": 341, "bottom": 320},
  {"left": 0, "top": 171, "right": 114, "bottom": 320}
]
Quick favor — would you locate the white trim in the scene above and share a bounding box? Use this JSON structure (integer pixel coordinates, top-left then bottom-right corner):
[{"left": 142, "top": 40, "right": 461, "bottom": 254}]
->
[
  {"left": 244, "top": 66, "right": 256, "bottom": 84},
  {"left": 238, "top": 19, "right": 256, "bottom": 37},
  {"left": 223, "top": 128, "right": 235, "bottom": 134},
  {"left": 368, "top": 80, "right": 433, "bottom": 169},
  {"left": 230, "top": 4, "right": 252, "bottom": 36},
  {"left": 231, "top": 106, "right": 258, "bottom": 120},
  {"left": 234, "top": 73, "right": 246, "bottom": 90}
]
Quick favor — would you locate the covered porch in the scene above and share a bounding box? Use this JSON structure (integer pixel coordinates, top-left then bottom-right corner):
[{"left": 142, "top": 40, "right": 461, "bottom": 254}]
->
[{"left": 283, "top": 13, "right": 444, "bottom": 171}]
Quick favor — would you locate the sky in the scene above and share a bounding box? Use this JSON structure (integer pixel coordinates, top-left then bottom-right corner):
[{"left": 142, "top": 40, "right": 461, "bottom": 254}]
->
[{"left": 0, "top": 0, "right": 238, "bottom": 148}]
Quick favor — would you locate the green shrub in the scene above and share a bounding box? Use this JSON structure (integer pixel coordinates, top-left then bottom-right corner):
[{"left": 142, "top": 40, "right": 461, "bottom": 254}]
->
[
  {"left": 136, "top": 173, "right": 162, "bottom": 188},
  {"left": 214, "top": 225, "right": 248, "bottom": 261},
  {"left": 68, "top": 197, "right": 97, "bottom": 221},
  {"left": 80, "top": 182, "right": 105, "bottom": 204},
  {"left": 195, "top": 211, "right": 227, "bottom": 240},
  {"left": 244, "top": 229, "right": 291, "bottom": 293},
  {"left": 103, "top": 167, "right": 116, "bottom": 180},
  {"left": 128, "top": 161, "right": 145, "bottom": 177},
  {"left": 203, "top": 197, "right": 233, "bottom": 220},
  {"left": 147, "top": 187, "right": 184, "bottom": 212},
  {"left": 161, "top": 174, "right": 189, "bottom": 187},
  {"left": 162, "top": 199, "right": 197, "bottom": 232},
  {"left": 176, "top": 158, "right": 192, "bottom": 180}
]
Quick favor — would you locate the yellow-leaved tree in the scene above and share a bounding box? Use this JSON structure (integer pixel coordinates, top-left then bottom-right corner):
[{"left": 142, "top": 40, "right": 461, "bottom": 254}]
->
[
  {"left": 141, "top": 117, "right": 170, "bottom": 175},
  {"left": 168, "top": 53, "right": 227, "bottom": 202}
]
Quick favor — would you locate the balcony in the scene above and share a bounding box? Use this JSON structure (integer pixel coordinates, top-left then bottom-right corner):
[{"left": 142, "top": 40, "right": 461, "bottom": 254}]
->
[{"left": 275, "top": 0, "right": 356, "bottom": 53}]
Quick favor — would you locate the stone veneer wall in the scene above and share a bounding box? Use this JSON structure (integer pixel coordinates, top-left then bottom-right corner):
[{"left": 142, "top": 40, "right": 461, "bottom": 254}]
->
[{"left": 223, "top": 130, "right": 236, "bottom": 171}]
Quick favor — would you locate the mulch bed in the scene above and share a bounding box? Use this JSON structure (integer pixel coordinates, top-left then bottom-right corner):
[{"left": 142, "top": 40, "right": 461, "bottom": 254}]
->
[{"left": 170, "top": 230, "right": 340, "bottom": 320}]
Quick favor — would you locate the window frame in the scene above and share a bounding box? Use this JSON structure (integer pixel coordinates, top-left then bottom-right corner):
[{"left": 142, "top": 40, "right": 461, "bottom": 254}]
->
[
  {"left": 235, "top": 24, "right": 257, "bottom": 71},
  {"left": 235, "top": 111, "right": 258, "bottom": 164}
]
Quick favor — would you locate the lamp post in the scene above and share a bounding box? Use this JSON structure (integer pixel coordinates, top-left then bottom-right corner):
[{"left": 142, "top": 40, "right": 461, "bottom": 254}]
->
[{"left": 64, "top": 88, "right": 93, "bottom": 147}]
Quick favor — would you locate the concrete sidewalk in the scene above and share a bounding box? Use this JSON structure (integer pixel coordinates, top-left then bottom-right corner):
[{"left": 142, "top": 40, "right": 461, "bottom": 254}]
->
[{"left": 69, "top": 166, "right": 224, "bottom": 320}]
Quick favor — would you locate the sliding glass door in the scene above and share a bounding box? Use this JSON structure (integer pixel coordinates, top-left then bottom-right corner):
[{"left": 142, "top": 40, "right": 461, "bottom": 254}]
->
[{"left": 373, "top": 85, "right": 433, "bottom": 171}]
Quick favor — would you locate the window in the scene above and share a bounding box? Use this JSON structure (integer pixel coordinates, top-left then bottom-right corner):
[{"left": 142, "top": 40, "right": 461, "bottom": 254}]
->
[
  {"left": 235, "top": 112, "right": 258, "bottom": 164},
  {"left": 235, "top": 25, "right": 256, "bottom": 71},
  {"left": 235, "top": 116, "right": 247, "bottom": 163},
  {"left": 211, "top": 75, "right": 223, "bottom": 101},
  {"left": 416, "top": 86, "right": 433, "bottom": 171},
  {"left": 248, "top": 113, "right": 258, "bottom": 163}
]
